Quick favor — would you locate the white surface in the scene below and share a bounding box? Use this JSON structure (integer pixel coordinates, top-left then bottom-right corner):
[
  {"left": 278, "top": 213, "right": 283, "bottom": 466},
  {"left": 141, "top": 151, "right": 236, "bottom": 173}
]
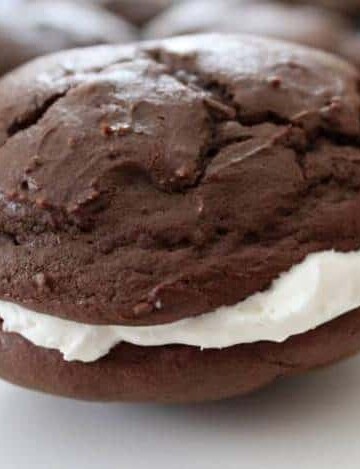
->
[
  {"left": 5, "top": 249, "right": 360, "bottom": 362},
  {"left": 1, "top": 355, "right": 360, "bottom": 468}
]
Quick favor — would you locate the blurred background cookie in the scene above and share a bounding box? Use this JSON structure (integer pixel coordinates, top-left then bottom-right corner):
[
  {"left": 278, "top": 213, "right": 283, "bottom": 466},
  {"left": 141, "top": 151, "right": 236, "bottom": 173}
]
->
[
  {"left": 0, "top": 0, "right": 137, "bottom": 75},
  {"left": 144, "top": 0, "right": 349, "bottom": 54}
]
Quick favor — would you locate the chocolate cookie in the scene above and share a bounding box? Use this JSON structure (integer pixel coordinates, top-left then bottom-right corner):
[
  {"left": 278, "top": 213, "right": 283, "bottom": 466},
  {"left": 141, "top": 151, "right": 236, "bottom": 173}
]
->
[
  {"left": 0, "top": 0, "right": 137, "bottom": 76},
  {"left": 1, "top": 34, "right": 360, "bottom": 402},
  {"left": 2, "top": 307, "right": 360, "bottom": 402},
  {"left": 144, "top": 0, "right": 349, "bottom": 56}
]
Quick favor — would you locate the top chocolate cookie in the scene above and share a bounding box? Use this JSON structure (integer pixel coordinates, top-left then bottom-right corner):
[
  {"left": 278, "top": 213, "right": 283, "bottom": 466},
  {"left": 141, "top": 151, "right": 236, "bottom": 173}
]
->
[{"left": 0, "top": 34, "right": 360, "bottom": 327}]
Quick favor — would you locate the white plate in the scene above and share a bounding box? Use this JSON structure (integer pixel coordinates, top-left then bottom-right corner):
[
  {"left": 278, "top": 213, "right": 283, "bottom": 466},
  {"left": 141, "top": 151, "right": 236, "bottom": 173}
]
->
[{"left": 1, "top": 355, "right": 360, "bottom": 469}]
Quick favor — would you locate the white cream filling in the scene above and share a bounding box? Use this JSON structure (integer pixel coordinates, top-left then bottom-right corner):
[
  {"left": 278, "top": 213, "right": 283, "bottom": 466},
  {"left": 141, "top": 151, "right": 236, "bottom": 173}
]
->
[{"left": 1, "top": 249, "right": 359, "bottom": 363}]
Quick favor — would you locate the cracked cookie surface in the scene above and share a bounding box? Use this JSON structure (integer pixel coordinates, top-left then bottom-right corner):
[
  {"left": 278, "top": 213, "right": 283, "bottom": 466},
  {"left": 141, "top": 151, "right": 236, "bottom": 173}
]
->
[{"left": 0, "top": 34, "right": 360, "bottom": 326}]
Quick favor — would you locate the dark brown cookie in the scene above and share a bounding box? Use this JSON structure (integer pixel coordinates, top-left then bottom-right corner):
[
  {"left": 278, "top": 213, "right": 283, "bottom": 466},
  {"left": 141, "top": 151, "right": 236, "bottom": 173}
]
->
[
  {"left": 1, "top": 34, "right": 360, "bottom": 401},
  {"left": 0, "top": 0, "right": 137, "bottom": 76},
  {"left": 0, "top": 34, "right": 359, "bottom": 326}
]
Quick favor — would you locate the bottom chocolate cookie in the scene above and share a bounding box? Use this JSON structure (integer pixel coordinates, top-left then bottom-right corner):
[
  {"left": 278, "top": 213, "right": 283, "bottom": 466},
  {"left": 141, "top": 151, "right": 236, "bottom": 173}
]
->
[{"left": 1, "top": 308, "right": 360, "bottom": 403}]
